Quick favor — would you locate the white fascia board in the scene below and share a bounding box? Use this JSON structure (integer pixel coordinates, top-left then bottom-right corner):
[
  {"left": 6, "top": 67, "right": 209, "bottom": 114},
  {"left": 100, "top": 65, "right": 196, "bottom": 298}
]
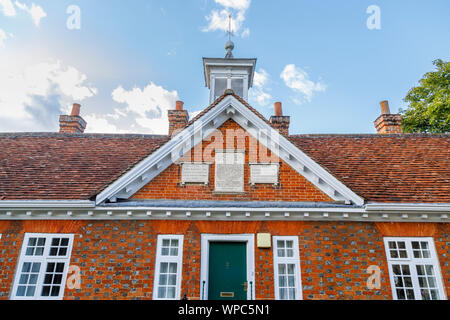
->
[
  {"left": 0, "top": 200, "right": 95, "bottom": 208},
  {"left": 95, "top": 95, "right": 364, "bottom": 206},
  {"left": 2, "top": 205, "right": 448, "bottom": 222},
  {"left": 365, "top": 203, "right": 450, "bottom": 212}
]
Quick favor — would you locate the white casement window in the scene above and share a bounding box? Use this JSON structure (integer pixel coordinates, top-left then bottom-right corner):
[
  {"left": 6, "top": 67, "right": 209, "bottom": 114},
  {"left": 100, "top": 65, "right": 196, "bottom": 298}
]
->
[
  {"left": 153, "top": 235, "right": 184, "bottom": 300},
  {"left": 11, "top": 233, "right": 74, "bottom": 300},
  {"left": 384, "top": 237, "right": 446, "bottom": 300},
  {"left": 273, "top": 236, "right": 303, "bottom": 300}
]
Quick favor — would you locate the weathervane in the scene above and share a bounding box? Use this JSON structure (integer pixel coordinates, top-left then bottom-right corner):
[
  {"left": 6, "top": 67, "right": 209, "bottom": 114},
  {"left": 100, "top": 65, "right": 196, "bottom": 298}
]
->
[{"left": 225, "top": 14, "right": 234, "bottom": 59}]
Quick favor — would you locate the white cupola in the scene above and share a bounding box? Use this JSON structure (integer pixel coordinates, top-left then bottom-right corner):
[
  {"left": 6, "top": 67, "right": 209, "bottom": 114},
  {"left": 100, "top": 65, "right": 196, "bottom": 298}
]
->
[{"left": 203, "top": 40, "right": 256, "bottom": 104}]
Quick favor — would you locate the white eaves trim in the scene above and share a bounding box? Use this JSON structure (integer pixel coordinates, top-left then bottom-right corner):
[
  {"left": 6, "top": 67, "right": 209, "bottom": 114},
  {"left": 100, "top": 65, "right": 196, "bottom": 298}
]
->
[
  {"left": 95, "top": 95, "right": 365, "bottom": 205},
  {"left": 365, "top": 203, "right": 450, "bottom": 212},
  {"left": 0, "top": 204, "right": 448, "bottom": 222},
  {"left": 0, "top": 200, "right": 95, "bottom": 208}
]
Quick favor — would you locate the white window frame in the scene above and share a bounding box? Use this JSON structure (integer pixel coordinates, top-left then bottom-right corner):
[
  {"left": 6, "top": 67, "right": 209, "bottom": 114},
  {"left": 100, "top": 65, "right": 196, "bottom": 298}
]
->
[
  {"left": 384, "top": 237, "right": 446, "bottom": 300},
  {"left": 11, "top": 233, "right": 74, "bottom": 300},
  {"left": 273, "top": 236, "right": 303, "bottom": 300},
  {"left": 153, "top": 235, "right": 184, "bottom": 300}
]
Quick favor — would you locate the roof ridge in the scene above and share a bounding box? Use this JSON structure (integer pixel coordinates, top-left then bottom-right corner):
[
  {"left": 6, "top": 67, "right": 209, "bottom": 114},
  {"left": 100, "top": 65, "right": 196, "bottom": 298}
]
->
[
  {"left": 289, "top": 133, "right": 450, "bottom": 138},
  {"left": 0, "top": 132, "right": 170, "bottom": 139}
]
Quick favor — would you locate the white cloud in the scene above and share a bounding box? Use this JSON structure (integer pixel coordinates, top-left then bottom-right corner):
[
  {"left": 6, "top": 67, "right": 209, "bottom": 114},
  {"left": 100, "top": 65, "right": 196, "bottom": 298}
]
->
[
  {"left": 111, "top": 82, "right": 179, "bottom": 134},
  {"left": 215, "top": 0, "right": 251, "bottom": 11},
  {"left": 203, "top": 0, "right": 251, "bottom": 36},
  {"left": 280, "top": 64, "right": 326, "bottom": 103},
  {"left": 15, "top": 1, "right": 46, "bottom": 26},
  {"left": 83, "top": 114, "right": 132, "bottom": 134},
  {"left": 0, "top": 0, "right": 16, "bottom": 16},
  {"left": 241, "top": 28, "right": 250, "bottom": 38},
  {"left": 250, "top": 69, "right": 272, "bottom": 106},
  {"left": 0, "top": 29, "right": 8, "bottom": 47},
  {"left": 0, "top": 60, "right": 97, "bottom": 130}
]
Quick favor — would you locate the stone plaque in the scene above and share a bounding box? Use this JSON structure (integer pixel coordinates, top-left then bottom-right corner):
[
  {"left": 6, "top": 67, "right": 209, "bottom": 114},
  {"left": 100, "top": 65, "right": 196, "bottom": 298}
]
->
[
  {"left": 250, "top": 164, "right": 279, "bottom": 185},
  {"left": 181, "top": 163, "right": 210, "bottom": 184},
  {"left": 214, "top": 152, "right": 244, "bottom": 193}
]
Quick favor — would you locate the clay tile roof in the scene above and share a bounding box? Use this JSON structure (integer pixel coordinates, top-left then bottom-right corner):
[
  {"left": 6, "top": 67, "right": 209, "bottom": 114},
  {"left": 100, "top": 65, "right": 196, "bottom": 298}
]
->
[
  {"left": 0, "top": 97, "right": 449, "bottom": 204},
  {"left": 289, "top": 134, "right": 450, "bottom": 203},
  {"left": 0, "top": 133, "right": 169, "bottom": 200}
]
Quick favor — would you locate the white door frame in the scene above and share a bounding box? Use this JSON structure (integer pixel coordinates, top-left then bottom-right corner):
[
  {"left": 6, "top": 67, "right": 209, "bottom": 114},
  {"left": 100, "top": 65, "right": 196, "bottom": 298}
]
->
[{"left": 200, "top": 234, "right": 255, "bottom": 300}]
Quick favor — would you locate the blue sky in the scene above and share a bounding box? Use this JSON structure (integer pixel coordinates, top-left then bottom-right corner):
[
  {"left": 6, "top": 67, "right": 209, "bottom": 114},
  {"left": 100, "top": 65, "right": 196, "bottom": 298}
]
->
[{"left": 0, "top": 0, "right": 449, "bottom": 134}]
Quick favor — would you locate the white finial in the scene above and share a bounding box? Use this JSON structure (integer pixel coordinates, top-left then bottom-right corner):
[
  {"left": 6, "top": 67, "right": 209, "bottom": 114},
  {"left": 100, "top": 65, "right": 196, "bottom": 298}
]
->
[{"left": 225, "top": 14, "right": 234, "bottom": 59}]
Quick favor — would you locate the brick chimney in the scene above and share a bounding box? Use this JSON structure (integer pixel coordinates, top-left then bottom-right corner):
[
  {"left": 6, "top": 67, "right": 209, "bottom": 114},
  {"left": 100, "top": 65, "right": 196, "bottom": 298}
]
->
[
  {"left": 59, "top": 103, "right": 87, "bottom": 134},
  {"left": 269, "top": 102, "right": 290, "bottom": 136},
  {"left": 374, "top": 100, "right": 403, "bottom": 134},
  {"left": 168, "top": 101, "right": 189, "bottom": 136}
]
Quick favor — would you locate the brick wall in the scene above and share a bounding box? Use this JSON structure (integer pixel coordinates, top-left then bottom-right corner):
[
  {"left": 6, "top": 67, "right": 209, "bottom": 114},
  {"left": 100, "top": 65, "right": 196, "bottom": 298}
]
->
[
  {"left": 0, "top": 220, "right": 448, "bottom": 300},
  {"left": 133, "top": 119, "right": 332, "bottom": 202}
]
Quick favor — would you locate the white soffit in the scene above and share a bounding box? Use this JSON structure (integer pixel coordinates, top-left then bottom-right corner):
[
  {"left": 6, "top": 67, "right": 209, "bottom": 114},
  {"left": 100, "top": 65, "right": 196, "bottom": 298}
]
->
[{"left": 95, "top": 95, "right": 364, "bottom": 206}]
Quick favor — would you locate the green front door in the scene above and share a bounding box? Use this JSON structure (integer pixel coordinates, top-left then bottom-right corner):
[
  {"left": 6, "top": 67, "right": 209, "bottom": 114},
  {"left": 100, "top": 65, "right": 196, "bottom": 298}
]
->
[{"left": 208, "top": 242, "right": 247, "bottom": 300}]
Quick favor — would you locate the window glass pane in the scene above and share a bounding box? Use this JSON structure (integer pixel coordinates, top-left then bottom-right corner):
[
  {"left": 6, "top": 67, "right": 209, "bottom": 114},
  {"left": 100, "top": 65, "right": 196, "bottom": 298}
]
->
[
  {"left": 231, "top": 79, "right": 244, "bottom": 97},
  {"left": 214, "top": 78, "right": 227, "bottom": 99},
  {"left": 401, "top": 265, "right": 410, "bottom": 275},
  {"left": 278, "top": 264, "right": 286, "bottom": 275},
  {"left": 167, "top": 287, "right": 176, "bottom": 299},
  {"left": 25, "top": 238, "right": 46, "bottom": 256},
  {"left": 169, "top": 263, "right": 177, "bottom": 273},
  {"left": 19, "top": 274, "right": 29, "bottom": 285},
  {"left": 49, "top": 238, "right": 70, "bottom": 257},
  {"left": 16, "top": 286, "right": 26, "bottom": 296},
  {"left": 287, "top": 264, "right": 295, "bottom": 275},
  {"left": 425, "top": 265, "right": 434, "bottom": 275},
  {"left": 430, "top": 290, "right": 439, "bottom": 300},
  {"left": 392, "top": 265, "right": 401, "bottom": 275},
  {"left": 279, "top": 288, "right": 287, "bottom": 300},
  {"left": 288, "top": 276, "right": 295, "bottom": 287},
  {"left": 288, "top": 288, "right": 296, "bottom": 300},
  {"left": 159, "top": 274, "right": 167, "bottom": 285},
  {"left": 158, "top": 286, "right": 166, "bottom": 299},
  {"left": 168, "top": 275, "right": 177, "bottom": 286},
  {"left": 26, "top": 286, "right": 35, "bottom": 297},
  {"left": 279, "top": 275, "right": 286, "bottom": 287},
  {"left": 405, "top": 289, "right": 415, "bottom": 300}
]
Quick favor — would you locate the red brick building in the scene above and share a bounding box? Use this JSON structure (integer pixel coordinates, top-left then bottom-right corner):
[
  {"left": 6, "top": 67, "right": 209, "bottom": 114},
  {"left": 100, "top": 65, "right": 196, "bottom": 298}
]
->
[{"left": 0, "top": 47, "right": 449, "bottom": 300}]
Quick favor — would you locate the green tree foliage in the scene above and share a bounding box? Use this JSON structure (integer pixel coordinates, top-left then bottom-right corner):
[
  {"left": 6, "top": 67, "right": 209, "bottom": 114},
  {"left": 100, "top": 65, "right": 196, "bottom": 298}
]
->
[{"left": 401, "top": 59, "right": 450, "bottom": 133}]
